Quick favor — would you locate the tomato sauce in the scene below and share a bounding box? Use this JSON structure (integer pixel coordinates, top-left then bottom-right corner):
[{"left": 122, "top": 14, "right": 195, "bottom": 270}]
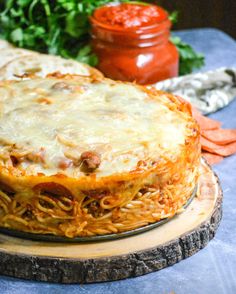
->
[
  {"left": 90, "top": 3, "right": 179, "bottom": 84},
  {"left": 93, "top": 3, "right": 167, "bottom": 29}
]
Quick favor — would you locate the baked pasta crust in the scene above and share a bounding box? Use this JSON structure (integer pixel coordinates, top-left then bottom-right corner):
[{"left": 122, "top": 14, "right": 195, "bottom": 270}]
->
[{"left": 0, "top": 74, "right": 200, "bottom": 237}]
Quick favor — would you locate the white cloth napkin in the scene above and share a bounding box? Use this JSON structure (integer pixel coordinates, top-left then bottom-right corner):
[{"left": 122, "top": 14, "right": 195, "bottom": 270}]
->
[{"left": 152, "top": 68, "right": 236, "bottom": 114}]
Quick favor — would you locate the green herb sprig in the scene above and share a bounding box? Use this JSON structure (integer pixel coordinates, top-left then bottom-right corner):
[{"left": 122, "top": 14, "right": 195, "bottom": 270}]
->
[
  {"left": 171, "top": 36, "right": 205, "bottom": 75},
  {"left": 0, "top": 0, "right": 113, "bottom": 65}
]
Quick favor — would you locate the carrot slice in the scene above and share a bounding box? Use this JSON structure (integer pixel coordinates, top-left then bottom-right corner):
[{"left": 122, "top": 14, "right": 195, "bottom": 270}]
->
[
  {"left": 201, "top": 137, "right": 236, "bottom": 156},
  {"left": 202, "top": 152, "right": 224, "bottom": 165},
  {"left": 192, "top": 107, "right": 222, "bottom": 130},
  {"left": 201, "top": 129, "right": 236, "bottom": 145}
]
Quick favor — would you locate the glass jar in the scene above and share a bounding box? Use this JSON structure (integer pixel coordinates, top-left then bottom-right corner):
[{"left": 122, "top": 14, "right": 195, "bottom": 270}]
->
[{"left": 90, "top": 3, "right": 179, "bottom": 85}]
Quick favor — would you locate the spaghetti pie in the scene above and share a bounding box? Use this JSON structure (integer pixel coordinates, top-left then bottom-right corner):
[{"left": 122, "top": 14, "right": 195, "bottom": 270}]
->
[{"left": 0, "top": 74, "right": 200, "bottom": 237}]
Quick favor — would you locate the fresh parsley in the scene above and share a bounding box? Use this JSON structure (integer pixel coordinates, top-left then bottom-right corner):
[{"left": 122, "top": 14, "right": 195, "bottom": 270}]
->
[
  {"left": 0, "top": 0, "right": 113, "bottom": 65},
  {"left": 171, "top": 36, "right": 205, "bottom": 75}
]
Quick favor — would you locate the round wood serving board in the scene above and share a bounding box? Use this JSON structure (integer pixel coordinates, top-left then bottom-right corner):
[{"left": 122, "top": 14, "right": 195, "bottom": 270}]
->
[{"left": 0, "top": 160, "right": 222, "bottom": 283}]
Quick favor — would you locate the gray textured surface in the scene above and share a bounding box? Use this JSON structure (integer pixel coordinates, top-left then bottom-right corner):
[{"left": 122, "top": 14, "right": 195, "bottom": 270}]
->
[{"left": 0, "top": 28, "right": 236, "bottom": 293}]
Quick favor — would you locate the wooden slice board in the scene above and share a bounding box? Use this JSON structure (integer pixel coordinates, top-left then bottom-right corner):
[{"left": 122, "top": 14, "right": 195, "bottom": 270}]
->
[{"left": 0, "top": 160, "right": 222, "bottom": 283}]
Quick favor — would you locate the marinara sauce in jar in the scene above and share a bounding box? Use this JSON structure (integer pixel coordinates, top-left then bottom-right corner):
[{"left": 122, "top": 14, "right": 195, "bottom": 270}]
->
[{"left": 90, "top": 3, "right": 179, "bottom": 84}]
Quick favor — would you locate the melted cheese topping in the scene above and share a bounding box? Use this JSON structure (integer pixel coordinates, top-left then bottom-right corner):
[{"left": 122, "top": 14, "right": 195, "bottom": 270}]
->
[{"left": 0, "top": 76, "right": 189, "bottom": 177}]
